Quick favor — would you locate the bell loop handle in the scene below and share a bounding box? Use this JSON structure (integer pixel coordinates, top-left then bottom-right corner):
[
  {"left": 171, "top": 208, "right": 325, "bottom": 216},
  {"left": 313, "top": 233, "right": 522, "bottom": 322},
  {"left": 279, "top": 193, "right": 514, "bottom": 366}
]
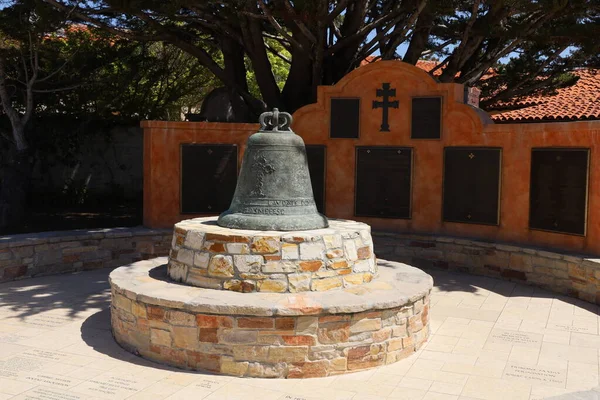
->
[{"left": 259, "top": 108, "right": 293, "bottom": 132}]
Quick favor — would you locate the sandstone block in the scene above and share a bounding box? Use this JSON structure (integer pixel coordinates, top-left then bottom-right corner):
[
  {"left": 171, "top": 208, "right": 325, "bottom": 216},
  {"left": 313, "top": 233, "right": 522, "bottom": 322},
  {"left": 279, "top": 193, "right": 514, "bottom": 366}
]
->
[
  {"left": 330, "top": 357, "right": 347, "bottom": 371},
  {"left": 326, "top": 249, "right": 344, "bottom": 259},
  {"left": 187, "top": 272, "right": 222, "bottom": 289},
  {"left": 221, "top": 358, "right": 249, "bottom": 376},
  {"left": 208, "top": 255, "right": 234, "bottom": 278},
  {"left": 323, "top": 234, "right": 343, "bottom": 249},
  {"left": 132, "top": 302, "right": 147, "bottom": 319},
  {"left": 196, "top": 314, "right": 234, "bottom": 328},
  {"left": 282, "top": 335, "right": 316, "bottom": 346},
  {"left": 262, "top": 260, "right": 296, "bottom": 273},
  {"left": 247, "top": 362, "right": 286, "bottom": 378},
  {"left": 168, "top": 261, "right": 188, "bottom": 282},
  {"left": 300, "top": 241, "right": 325, "bottom": 260},
  {"left": 233, "top": 255, "right": 263, "bottom": 273},
  {"left": 238, "top": 317, "right": 274, "bottom": 329},
  {"left": 147, "top": 305, "right": 165, "bottom": 321},
  {"left": 268, "top": 346, "right": 308, "bottom": 363},
  {"left": 226, "top": 243, "right": 250, "bottom": 254},
  {"left": 372, "top": 327, "right": 392, "bottom": 342},
  {"left": 203, "top": 242, "right": 226, "bottom": 253},
  {"left": 172, "top": 326, "right": 198, "bottom": 349},
  {"left": 296, "top": 316, "right": 318, "bottom": 335},
  {"left": 205, "top": 233, "right": 250, "bottom": 243},
  {"left": 343, "top": 274, "right": 364, "bottom": 286},
  {"left": 113, "top": 293, "right": 132, "bottom": 313},
  {"left": 167, "top": 310, "right": 196, "bottom": 326},
  {"left": 184, "top": 231, "right": 205, "bottom": 249},
  {"left": 193, "top": 252, "right": 210, "bottom": 268},
  {"left": 330, "top": 260, "right": 348, "bottom": 269},
  {"left": 220, "top": 329, "right": 258, "bottom": 344},
  {"left": 288, "top": 360, "right": 328, "bottom": 378},
  {"left": 357, "top": 246, "right": 372, "bottom": 259},
  {"left": 176, "top": 248, "right": 194, "bottom": 265},
  {"left": 257, "top": 277, "right": 288, "bottom": 293},
  {"left": 187, "top": 351, "right": 220, "bottom": 372},
  {"left": 282, "top": 243, "right": 299, "bottom": 260},
  {"left": 275, "top": 317, "right": 295, "bottom": 330},
  {"left": 288, "top": 273, "right": 311, "bottom": 292},
  {"left": 251, "top": 237, "right": 280, "bottom": 254},
  {"left": 299, "top": 260, "right": 323, "bottom": 272},
  {"left": 233, "top": 345, "right": 269, "bottom": 362},
  {"left": 350, "top": 318, "right": 382, "bottom": 333},
  {"left": 150, "top": 329, "right": 171, "bottom": 347},
  {"left": 311, "top": 277, "right": 342, "bottom": 291},
  {"left": 387, "top": 337, "right": 403, "bottom": 351},
  {"left": 317, "top": 321, "right": 350, "bottom": 344},
  {"left": 198, "top": 328, "right": 219, "bottom": 343},
  {"left": 344, "top": 240, "right": 358, "bottom": 260}
]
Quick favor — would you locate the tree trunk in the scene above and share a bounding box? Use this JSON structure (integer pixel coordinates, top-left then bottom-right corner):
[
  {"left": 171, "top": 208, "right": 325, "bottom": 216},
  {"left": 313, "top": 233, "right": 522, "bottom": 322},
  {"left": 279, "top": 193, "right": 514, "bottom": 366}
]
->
[{"left": 0, "top": 146, "right": 32, "bottom": 233}]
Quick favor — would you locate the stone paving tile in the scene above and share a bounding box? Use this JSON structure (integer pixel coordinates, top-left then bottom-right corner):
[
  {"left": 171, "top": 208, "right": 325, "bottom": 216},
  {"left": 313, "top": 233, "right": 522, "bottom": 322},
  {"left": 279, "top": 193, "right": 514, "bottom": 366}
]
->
[{"left": 3, "top": 268, "right": 600, "bottom": 399}]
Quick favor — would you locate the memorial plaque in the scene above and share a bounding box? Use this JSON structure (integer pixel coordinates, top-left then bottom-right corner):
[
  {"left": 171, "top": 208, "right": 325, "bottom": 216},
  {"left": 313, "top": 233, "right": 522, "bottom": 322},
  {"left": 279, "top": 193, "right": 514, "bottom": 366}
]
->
[
  {"left": 443, "top": 147, "right": 501, "bottom": 225},
  {"left": 181, "top": 144, "right": 238, "bottom": 214},
  {"left": 503, "top": 363, "right": 567, "bottom": 388},
  {"left": 305, "top": 145, "right": 326, "bottom": 213},
  {"left": 355, "top": 147, "right": 412, "bottom": 218},
  {"left": 411, "top": 97, "right": 442, "bottom": 139},
  {"left": 330, "top": 98, "right": 360, "bottom": 138},
  {"left": 529, "top": 148, "right": 589, "bottom": 235},
  {"left": 487, "top": 329, "right": 542, "bottom": 348}
]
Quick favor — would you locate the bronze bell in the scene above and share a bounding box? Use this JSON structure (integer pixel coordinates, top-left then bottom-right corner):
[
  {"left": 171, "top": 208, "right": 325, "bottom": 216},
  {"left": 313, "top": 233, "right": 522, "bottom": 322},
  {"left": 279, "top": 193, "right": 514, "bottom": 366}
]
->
[{"left": 217, "top": 109, "right": 329, "bottom": 231}]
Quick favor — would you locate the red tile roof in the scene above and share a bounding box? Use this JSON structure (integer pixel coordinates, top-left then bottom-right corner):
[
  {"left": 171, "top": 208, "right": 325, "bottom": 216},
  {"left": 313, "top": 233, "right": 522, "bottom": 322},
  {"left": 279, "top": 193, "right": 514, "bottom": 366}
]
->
[
  {"left": 489, "top": 69, "right": 600, "bottom": 123},
  {"left": 360, "top": 57, "right": 600, "bottom": 123}
]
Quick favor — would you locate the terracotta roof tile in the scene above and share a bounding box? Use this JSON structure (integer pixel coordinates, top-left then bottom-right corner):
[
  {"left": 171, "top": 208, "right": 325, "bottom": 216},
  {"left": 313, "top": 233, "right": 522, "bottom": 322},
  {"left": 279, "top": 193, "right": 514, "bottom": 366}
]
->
[{"left": 490, "top": 69, "right": 600, "bottom": 123}]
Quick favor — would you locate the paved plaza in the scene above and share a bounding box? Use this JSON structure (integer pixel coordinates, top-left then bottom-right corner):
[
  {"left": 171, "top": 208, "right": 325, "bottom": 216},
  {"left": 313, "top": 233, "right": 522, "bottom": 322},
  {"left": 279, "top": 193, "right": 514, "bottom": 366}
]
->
[{"left": 1, "top": 267, "right": 600, "bottom": 400}]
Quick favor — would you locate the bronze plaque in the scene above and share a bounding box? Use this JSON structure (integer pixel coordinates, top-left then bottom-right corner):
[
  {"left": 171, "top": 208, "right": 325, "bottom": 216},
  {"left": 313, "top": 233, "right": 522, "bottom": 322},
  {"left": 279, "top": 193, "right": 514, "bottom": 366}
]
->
[
  {"left": 355, "top": 147, "right": 412, "bottom": 218},
  {"left": 443, "top": 147, "right": 501, "bottom": 225},
  {"left": 411, "top": 97, "right": 442, "bottom": 139},
  {"left": 180, "top": 144, "right": 238, "bottom": 214},
  {"left": 330, "top": 98, "right": 360, "bottom": 138},
  {"left": 530, "top": 148, "right": 589, "bottom": 235},
  {"left": 306, "top": 145, "right": 326, "bottom": 214}
]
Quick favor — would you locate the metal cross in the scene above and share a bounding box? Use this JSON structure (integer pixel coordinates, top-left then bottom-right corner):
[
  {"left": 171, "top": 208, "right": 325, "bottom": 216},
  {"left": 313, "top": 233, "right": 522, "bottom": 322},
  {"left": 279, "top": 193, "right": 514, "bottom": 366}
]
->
[
  {"left": 372, "top": 83, "right": 399, "bottom": 132},
  {"left": 468, "top": 153, "right": 475, "bottom": 159}
]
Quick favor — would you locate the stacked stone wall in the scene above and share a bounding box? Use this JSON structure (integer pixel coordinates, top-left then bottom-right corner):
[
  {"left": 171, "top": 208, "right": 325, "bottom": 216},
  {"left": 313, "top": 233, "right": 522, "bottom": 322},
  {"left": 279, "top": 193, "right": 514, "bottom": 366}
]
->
[
  {"left": 111, "top": 287, "right": 429, "bottom": 378},
  {"left": 0, "top": 227, "right": 171, "bottom": 283},
  {"left": 374, "top": 232, "right": 600, "bottom": 304}
]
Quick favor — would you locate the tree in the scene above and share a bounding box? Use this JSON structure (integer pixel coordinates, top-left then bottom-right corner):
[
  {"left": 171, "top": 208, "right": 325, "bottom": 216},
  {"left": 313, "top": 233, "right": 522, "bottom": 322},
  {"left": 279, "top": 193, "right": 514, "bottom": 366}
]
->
[
  {"left": 0, "top": 0, "right": 226, "bottom": 231},
  {"left": 41, "top": 0, "right": 600, "bottom": 113}
]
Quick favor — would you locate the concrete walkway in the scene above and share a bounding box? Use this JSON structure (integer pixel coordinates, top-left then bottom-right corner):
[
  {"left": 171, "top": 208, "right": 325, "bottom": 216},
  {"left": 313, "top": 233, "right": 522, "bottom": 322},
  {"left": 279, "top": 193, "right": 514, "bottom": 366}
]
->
[{"left": 1, "top": 267, "right": 599, "bottom": 400}]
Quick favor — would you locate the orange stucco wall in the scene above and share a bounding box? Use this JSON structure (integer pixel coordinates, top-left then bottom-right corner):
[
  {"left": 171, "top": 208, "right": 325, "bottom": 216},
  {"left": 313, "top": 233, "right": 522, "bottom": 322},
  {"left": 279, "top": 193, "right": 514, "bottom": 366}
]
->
[{"left": 143, "top": 61, "right": 600, "bottom": 255}]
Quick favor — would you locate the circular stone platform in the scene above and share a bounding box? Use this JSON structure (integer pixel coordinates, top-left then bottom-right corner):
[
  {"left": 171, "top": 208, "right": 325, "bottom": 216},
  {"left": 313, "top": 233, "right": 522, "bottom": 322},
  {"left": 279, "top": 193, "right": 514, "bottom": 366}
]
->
[
  {"left": 110, "top": 257, "right": 432, "bottom": 378},
  {"left": 168, "top": 217, "right": 377, "bottom": 293}
]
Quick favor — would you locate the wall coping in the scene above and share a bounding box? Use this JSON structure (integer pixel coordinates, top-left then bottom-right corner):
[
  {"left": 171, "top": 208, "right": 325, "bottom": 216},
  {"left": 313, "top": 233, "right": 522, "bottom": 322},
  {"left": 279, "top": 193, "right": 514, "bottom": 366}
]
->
[
  {"left": 0, "top": 226, "right": 172, "bottom": 249},
  {"left": 372, "top": 231, "right": 600, "bottom": 264}
]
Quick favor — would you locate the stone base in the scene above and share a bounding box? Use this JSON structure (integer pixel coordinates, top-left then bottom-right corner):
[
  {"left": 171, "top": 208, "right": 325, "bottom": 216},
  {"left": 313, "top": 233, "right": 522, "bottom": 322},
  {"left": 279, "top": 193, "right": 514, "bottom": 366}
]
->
[
  {"left": 168, "top": 217, "right": 377, "bottom": 293},
  {"left": 109, "top": 257, "right": 432, "bottom": 378}
]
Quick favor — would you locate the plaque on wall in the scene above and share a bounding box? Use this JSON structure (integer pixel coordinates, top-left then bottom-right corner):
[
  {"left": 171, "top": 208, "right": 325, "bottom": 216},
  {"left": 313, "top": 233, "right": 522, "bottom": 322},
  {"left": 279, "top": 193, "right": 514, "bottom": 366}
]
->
[
  {"left": 355, "top": 147, "right": 412, "bottom": 218},
  {"left": 443, "top": 147, "right": 502, "bottom": 225},
  {"left": 330, "top": 98, "right": 360, "bottom": 138},
  {"left": 305, "top": 145, "right": 326, "bottom": 214},
  {"left": 411, "top": 97, "right": 442, "bottom": 139},
  {"left": 180, "top": 144, "right": 238, "bottom": 214},
  {"left": 529, "top": 148, "right": 589, "bottom": 235}
]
